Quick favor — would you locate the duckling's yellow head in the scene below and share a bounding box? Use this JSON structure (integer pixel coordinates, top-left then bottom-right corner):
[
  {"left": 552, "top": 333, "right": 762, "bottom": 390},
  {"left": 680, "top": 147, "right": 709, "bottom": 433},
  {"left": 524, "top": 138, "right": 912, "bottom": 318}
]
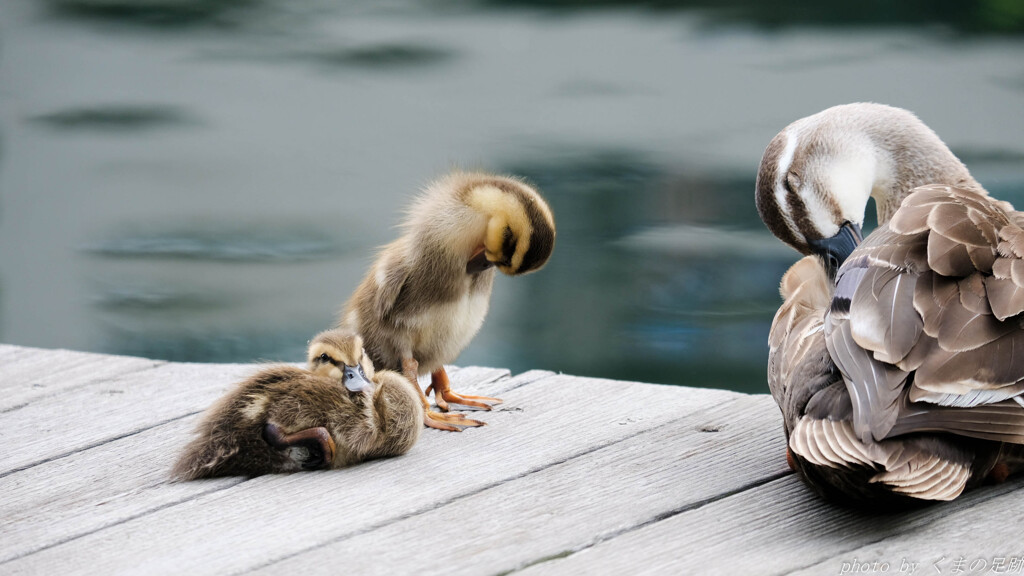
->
[
  {"left": 307, "top": 328, "right": 376, "bottom": 391},
  {"left": 464, "top": 176, "right": 555, "bottom": 276}
]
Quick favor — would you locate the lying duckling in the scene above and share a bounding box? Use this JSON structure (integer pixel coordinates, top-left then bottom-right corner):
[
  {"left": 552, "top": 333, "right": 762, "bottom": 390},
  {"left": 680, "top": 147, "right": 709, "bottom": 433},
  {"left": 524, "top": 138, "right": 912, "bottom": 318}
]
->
[
  {"left": 341, "top": 171, "right": 555, "bottom": 431},
  {"left": 759, "top": 103, "right": 1024, "bottom": 504},
  {"left": 173, "top": 329, "right": 422, "bottom": 479}
]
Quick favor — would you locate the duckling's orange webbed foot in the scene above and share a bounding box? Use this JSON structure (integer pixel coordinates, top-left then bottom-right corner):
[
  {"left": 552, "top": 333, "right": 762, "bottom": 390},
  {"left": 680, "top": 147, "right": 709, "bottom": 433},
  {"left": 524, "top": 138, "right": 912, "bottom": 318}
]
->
[
  {"left": 424, "top": 410, "right": 486, "bottom": 432},
  {"left": 401, "top": 358, "right": 486, "bottom": 431},
  {"left": 426, "top": 367, "right": 503, "bottom": 412}
]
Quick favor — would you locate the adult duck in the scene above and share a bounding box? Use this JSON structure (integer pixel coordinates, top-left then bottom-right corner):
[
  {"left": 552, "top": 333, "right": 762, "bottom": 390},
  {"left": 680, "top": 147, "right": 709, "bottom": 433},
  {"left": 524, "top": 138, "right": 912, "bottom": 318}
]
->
[{"left": 757, "top": 103, "right": 1024, "bottom": 505}]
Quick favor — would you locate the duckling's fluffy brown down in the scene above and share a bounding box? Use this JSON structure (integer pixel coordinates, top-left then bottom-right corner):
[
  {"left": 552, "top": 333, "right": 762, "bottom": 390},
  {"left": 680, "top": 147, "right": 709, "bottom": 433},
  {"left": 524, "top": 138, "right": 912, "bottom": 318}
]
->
[
  {"left": 173, "top": 330, "right": 422, "bottom": 479},
  {"left": 340, "top": 171, "right": 555, "bottom": 430}
]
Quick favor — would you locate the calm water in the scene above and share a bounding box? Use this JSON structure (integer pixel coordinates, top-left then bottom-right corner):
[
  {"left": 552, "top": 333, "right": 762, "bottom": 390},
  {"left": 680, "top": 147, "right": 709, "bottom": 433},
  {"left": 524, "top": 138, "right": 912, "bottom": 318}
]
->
[{"left": 2, "top": 1, "right": 1023, "bottom": 393}]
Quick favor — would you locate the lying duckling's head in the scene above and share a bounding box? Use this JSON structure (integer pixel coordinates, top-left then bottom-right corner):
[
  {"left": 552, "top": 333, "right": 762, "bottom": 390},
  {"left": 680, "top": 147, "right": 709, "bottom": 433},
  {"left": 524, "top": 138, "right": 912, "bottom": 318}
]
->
[
  {"left": 461, "top": 174, "right": 556, "bottom": 276},
  {"left": 307, "top": 328, "right": 376, "bottom": 390}
]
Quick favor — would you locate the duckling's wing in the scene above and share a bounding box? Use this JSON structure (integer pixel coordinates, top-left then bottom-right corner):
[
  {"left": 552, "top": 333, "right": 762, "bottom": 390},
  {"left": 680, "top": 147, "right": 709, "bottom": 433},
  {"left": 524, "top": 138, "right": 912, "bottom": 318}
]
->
[{"left": 372, "top": 258, "right": 411, "bottom": 320}]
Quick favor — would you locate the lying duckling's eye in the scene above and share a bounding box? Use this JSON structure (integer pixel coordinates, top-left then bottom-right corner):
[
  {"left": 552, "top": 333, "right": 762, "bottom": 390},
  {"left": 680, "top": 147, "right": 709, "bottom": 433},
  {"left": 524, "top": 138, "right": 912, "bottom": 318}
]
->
[{"left": 319, "top": 353, "right": 330, "bottom": 363}]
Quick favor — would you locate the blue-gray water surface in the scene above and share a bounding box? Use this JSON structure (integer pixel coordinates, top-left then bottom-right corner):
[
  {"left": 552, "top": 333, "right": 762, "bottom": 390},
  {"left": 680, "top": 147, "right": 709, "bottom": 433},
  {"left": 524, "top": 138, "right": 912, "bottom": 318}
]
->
[{"left": 2, "top": 0, "right": 1023, "bottom": 393}]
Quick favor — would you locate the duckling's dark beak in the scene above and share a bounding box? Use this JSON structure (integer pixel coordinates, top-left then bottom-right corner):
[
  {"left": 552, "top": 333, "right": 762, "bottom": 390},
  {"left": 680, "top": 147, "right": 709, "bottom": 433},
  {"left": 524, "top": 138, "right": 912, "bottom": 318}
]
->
[
  {"left": 466, "top": 247, "right": 495, "bottom": 274},
  {"left": 343, "top": 365, "right": 373, "bottom": 393},
  {"left": 808, "top": 222, "right": 862, "bottom": 279}
]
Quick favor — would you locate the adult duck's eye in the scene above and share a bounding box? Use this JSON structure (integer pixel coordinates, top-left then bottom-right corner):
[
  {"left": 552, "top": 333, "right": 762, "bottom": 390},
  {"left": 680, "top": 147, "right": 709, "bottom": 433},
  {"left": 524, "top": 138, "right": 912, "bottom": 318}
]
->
[{"left": 785, "top": 172, "right": 801, "bottom": 193}]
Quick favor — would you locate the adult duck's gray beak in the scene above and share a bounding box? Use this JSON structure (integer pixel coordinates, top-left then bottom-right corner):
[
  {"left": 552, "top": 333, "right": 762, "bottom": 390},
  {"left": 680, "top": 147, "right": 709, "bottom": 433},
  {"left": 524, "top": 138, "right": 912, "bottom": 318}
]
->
[{"left": 808, "top": 222, "right": 862, "bottom": 279}]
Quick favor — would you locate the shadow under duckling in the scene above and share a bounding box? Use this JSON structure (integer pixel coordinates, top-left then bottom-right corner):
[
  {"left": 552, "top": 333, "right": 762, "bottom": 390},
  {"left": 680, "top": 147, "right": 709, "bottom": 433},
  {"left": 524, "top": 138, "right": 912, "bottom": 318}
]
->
[
  {"left": 341, "top": 171, "right": 555, "bottom": 431},
  {"left": 172, "top": 329, "right": 423, "bottom": 480}
]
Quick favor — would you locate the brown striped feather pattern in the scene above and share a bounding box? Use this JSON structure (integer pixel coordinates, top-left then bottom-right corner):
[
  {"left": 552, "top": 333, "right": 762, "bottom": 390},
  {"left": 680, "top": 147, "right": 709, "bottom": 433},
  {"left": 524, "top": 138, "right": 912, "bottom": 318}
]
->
[
  {"left": 768, "top": 257, "right": 989, "bottom": 504},
  {"left": 771, "top": 187, "right": 1024, "bottom": 505}
]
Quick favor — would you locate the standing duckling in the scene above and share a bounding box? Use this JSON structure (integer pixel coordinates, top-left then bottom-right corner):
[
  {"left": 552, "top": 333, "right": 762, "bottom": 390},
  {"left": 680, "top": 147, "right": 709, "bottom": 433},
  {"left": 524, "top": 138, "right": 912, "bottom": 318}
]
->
[
  {"left": 173, "top": 329, "right": 422, "bottom": 479},
  {"left": 341, "top": 171, "right": 555, "bottom": 431}
]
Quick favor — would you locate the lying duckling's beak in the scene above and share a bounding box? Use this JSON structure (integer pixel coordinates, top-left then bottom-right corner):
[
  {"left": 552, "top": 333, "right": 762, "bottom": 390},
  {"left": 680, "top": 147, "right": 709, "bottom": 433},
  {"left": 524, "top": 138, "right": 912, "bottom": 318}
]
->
[
  {"left": 808, "top": 222, "right": 862, "bottom": 279},
  {"left": 343, "top": 365, "right": 373, "bottom": 394},
  {"left": 466, "top": 246, "right": 495, "bottom": 274}
]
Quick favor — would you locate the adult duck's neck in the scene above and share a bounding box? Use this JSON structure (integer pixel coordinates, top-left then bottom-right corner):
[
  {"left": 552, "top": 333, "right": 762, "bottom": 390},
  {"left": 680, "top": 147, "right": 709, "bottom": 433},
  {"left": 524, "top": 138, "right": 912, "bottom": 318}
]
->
[{"left": 853, "top": 107, "right": 981, "bottom": 224}]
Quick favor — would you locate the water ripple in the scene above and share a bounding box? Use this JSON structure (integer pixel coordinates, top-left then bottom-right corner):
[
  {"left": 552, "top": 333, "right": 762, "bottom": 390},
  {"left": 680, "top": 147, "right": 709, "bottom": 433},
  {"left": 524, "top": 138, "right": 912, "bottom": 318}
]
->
[{"left": 86, "top": 229, "right": 340, "bottom": 262}]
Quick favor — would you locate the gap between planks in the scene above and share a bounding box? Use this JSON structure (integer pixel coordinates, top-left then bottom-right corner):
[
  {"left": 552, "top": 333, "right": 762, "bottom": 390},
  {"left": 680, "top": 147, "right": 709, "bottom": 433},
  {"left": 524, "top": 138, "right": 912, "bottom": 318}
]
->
[
  {"left": 0, "top": 371, "right": 742, "bottom": 576},
  {"left": 243, "top": 393, "right": 783, "bottom": 576},
  {"left": 514, "top": 468, "right": 1024, "bottom": 576},
  {"left": 0, "top": 347, "right": 166, "bottom": 411},
  {"left": 504, "top": 470, "right": 793, "bottom": 576},
  {"left": 0, "top": 365, "right": 505, "bottom": 564}
]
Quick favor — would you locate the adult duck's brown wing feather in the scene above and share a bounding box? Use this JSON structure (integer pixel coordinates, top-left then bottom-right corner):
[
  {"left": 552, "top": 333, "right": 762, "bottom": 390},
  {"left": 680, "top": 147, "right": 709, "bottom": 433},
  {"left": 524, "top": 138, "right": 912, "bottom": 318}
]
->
[
  {"left": 826, "top": 184, "right": 1024, "bottom": 445},
  {"left": 889, "top": 395, "right": 1024, "bottom": 443},
  {"left": 769, "top": 256, "right": 982, "bottom": 503},
  {"left": 849, "top": 262, "right": 921, "bottom": 364},
  {"left": 825, "top": 243, "right": 913, "bottom": 443},
  {"left": 768, "top": 259, "right": 830, "bottom": 398},
  {"left": 986, "top": 223, "right": 1024, "bottom": 320},
  {"left": 790, "top": 416, "right": 973, "bottom": 501}
]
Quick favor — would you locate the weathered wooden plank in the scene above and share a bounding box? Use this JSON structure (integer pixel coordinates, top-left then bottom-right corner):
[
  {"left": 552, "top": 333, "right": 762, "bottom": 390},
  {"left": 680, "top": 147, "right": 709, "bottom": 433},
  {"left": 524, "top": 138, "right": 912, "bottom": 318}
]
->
[
  {"left": 11, "top": 344, "right": 1014, "bottom": 576},
  {"left": 0, "top": 343, "right": 27, "bottom": 361},
  {"left": 415, "top": 365, "right": 513, "bottom": 401},
  {"left": 0, "top": 361, "right": 253, "bottom": 476},
  {"left": 0, "top": 363, "right": 509, "bottom": 564},
  {"left": 0, "top": 373, "right": 740, "bottom": 576},
  {"left": 516, "top": 469, "right": 1024, "bottom": 575},
  {"left": 789, "top": 485, "right": 1024, "bottom": 575},
  {"left": 0, "top": 415, "right": 241, "bottom": 563},
  {"left": 0, "top": 347, "right": 163, "bottom": 411},
  {"left": 434, "top": 365, "right": 510, "bottom": 388},
  {"left": 245, "top": 394, "right": 790, "bottom": 576}
]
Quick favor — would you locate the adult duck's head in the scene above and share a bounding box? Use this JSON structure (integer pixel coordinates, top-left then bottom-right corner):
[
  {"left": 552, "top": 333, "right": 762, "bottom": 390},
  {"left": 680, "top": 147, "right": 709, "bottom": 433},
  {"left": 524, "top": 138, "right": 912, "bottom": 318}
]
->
[{"left": 754, "top": 103, "right": 978, "bottom": 277}]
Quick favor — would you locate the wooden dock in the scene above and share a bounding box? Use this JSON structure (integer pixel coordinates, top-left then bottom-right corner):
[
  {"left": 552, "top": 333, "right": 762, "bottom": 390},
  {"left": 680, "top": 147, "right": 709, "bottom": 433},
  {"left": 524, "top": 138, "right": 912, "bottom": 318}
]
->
[{"left": 1, "top": 343, "right": 1022, "bottom": 575}]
